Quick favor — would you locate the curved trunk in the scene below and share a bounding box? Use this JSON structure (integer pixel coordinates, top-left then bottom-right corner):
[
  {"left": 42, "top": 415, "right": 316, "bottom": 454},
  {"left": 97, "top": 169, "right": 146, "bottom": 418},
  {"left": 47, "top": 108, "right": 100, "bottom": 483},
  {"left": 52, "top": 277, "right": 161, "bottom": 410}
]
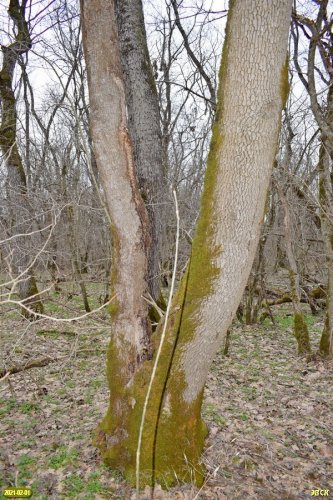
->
[
  {"left": 318, "top": 111, "right": 333, "bottom": 356},
  {"left": 82, "top": 0, "right": 292, "bottom": 487},
  {"left": 81, "top": 0, "right": 152, "bottom": 357}
]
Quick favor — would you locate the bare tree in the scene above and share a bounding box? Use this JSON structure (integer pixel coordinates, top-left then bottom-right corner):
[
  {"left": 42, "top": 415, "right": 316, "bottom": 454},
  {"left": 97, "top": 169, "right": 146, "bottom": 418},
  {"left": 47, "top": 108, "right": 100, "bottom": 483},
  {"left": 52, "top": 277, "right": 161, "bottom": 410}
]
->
[{"left": 82, "top": 0, "right": 292, "bottom": 486}]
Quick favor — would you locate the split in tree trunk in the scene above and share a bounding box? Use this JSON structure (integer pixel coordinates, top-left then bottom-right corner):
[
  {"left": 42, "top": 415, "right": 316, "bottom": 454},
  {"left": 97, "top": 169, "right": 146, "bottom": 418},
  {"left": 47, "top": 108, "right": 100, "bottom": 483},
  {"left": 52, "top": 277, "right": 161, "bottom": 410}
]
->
[{"left": 81, "top": 0, "right": 292, "bottom": 486}]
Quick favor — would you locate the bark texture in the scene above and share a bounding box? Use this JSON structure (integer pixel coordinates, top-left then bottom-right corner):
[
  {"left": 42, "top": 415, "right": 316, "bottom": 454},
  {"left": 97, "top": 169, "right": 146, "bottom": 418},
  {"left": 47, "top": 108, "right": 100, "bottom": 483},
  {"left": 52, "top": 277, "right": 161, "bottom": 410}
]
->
[
  {"left": 82, "top": 0, "right": 292, "bottom": 487},
  {"left": 178, "top": 0, "right": 292, "bottom": 403},
  {"left": 81, "top": 0, "right": 151, "bottom": 357},
  {"left": 114, "top": 0, "right": 166, "bottom": 302}
]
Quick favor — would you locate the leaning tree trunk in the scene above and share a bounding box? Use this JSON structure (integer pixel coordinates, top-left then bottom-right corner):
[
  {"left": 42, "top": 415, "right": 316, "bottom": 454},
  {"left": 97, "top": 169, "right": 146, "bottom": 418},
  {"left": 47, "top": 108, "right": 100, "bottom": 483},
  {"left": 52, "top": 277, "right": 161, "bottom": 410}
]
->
[
  {"left": 318, "top": 150, "right": 333, "bottom": 356},
  {"left": 114, "top": 0, "right": 166, "bottom": 303},
  {"left": 80, "top": 0, "right": 152, "bottom": 355},
  {"left": 0, "top": 0, "right": 43, "bottom": 318},
  {"left": 82, "top": 0, "right": 292, "bottom": 487},
  {"left": 318, "top": 85, "right": 333, "bottom": 356}
]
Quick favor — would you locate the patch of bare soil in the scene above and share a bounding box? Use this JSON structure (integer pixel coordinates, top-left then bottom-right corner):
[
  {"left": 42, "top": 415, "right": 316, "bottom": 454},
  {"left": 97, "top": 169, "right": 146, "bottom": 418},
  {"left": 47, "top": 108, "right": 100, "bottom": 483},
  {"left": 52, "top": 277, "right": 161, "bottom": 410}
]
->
[{"left": 0, "top": 306, "right": 332, "bottom": 499}]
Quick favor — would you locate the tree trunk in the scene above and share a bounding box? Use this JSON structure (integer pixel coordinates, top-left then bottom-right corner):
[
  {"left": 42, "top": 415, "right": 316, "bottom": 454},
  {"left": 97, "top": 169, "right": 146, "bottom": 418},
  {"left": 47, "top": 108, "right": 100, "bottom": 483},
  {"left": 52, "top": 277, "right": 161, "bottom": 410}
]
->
[
  {"left": 319, "top": 171, "right": 333, "bottom": 356},
  {"left": 81, "top": 0, "right": 152, "bottom": 356},
  {"left": 244, "top": 233, "right": 267, "bottom": 325},
  {"left": 278, "top": 187, "right": 311, "bottom": 354},
  {"left": 114, "top": 0, "right": 166, "bottom": 303},
  {"left": 82, "top": 0, "right": 292, "bottom": 487},
  {"left": 0, "top": 0, "right": 43, "bottom": 318},
  {"left": 66, "top": 205, "right": 91, "bottom": 313},
  {"left": 319, "top": 87, "right": 333, "bottom": 356}
]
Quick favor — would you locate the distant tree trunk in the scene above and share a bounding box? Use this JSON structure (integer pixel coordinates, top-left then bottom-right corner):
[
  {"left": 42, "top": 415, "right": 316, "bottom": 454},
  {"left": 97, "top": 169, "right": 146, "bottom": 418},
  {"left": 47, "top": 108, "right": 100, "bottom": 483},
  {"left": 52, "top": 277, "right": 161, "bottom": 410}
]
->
[
  {"left": 66, "top": 205, "right": 91, "bottom": 313},
  {"left": 0, "top": 0, "right": 43, "bottom": 318},
  {"left": 278, "top": 187, "right": 311, "bottom": 354},
  {"left": 292, "top": 1, "right": 333, "bottom": 356},
  {"left": 244, "top": 233, "right": 267, "bottom": 325},
  {"left": 276, "top": 110, "right": 311, "bottom": 355},
  {"left": 82, "top": 0, "right": 292, "bottom": 487},
  {"left": 114, "top": 0, "right": 166, "bottom": 303},
  {"left": 60, "top": 157, "right": 91, "bottom": 313},
  {"left": 319, "top": 89, "right": 333, "bottom": 356}
]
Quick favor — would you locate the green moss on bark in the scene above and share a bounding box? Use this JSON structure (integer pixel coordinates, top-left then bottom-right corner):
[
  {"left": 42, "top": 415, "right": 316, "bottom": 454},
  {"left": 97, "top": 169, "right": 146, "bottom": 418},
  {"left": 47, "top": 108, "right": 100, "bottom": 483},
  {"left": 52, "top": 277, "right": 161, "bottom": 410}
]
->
[
  {"left": 95, "top": 0, "right": 235, "bottom": 488},
  {"left": 293, "top": 313, "right": 311, "bottom": 355},
  {"left": 95, "top": 269, "right": 208, "bottom": 487},
  {"left": 171, "top": 0, "right": 235, "bottom": 345},
  {"left": 319, "top": 312, "right": 330, "bottom": 356}
]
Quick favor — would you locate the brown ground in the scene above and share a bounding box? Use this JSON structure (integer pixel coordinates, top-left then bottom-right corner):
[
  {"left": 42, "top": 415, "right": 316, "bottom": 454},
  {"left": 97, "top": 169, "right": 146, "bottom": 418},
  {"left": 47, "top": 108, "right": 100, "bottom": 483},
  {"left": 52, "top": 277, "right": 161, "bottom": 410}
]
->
[{"left": 0, "top": 303, "right": 332, "bottom": 499}]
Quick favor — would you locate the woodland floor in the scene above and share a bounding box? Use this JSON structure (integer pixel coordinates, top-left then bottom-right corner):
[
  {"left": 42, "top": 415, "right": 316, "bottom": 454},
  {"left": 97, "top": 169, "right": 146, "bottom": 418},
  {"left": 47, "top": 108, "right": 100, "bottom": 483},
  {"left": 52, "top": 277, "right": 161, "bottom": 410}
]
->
[{"left": 0, "top": 295, "right": 333, "bottom": 499}]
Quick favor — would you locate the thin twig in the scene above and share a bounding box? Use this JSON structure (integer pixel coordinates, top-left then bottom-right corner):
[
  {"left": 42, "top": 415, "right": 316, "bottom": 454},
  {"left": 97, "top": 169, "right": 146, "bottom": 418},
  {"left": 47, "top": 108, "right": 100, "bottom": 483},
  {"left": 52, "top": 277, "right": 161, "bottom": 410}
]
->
[{"left": 3, "top": 294, "right": 116, "bottom": 323}]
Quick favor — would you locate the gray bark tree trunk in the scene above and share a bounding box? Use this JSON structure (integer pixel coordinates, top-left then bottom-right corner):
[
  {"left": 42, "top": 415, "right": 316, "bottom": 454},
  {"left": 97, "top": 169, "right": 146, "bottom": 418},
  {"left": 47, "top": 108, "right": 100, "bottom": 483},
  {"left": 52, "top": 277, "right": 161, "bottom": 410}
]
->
[{"left": 82, "top": 0, "right": 292, "bottom": 487}]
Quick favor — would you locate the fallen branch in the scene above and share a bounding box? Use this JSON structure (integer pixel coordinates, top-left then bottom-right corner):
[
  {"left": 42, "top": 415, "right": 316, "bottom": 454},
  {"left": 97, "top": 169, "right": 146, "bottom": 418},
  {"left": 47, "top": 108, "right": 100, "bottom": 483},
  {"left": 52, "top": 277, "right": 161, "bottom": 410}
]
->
[
  {"left": 0, "top": 357, "right": 56, "bottom": 378},
  {"left": 0, "top": 372, "right": 10, "bottom": 383},
  {"left": 266, "top": 289, "right": 326, "bottom": 308}
]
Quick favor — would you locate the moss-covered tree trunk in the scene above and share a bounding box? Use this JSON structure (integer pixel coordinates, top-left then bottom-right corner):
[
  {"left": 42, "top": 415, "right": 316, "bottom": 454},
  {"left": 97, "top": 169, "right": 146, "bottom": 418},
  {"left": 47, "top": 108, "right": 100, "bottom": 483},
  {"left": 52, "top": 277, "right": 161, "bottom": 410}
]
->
[
  {"left": 82, "top": 0, "right": 292, "bottom": 487},
  {"left": 278, "top": 184, "right": 311, "bottom": 355},
  {"left": 0, "top": 0, "right": 43, "bottom": 318},
  {"left": 319, "top": 260, "right": 333, "bottom": 357}
]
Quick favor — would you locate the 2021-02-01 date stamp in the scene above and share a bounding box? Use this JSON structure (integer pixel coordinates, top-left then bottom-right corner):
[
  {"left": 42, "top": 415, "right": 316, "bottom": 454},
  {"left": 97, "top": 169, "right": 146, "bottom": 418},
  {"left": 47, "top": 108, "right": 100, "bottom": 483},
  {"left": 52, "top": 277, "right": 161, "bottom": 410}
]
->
[
  {"left": 2, "top": 488, "right": 32, "bottom": 497},
  {"left": 1, "top": 487, "right": 330, "bottom": 497}
]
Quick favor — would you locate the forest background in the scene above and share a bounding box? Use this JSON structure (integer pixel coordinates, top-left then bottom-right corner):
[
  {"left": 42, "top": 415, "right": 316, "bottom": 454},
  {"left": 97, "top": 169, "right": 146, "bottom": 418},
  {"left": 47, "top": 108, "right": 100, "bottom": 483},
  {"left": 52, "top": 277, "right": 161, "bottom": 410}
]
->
[{"left": 0, "top": 0, "right": 332, "bottom": 498}]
